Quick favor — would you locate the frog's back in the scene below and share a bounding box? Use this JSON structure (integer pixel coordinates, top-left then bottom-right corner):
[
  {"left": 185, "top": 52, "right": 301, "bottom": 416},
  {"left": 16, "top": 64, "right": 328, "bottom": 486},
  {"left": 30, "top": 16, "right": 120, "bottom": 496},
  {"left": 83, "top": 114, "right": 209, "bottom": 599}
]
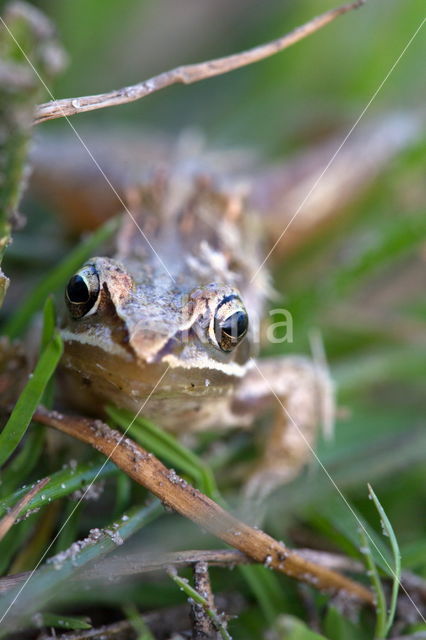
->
[{"left": 116, "top": 165, "right": 269, "bottom": 323}]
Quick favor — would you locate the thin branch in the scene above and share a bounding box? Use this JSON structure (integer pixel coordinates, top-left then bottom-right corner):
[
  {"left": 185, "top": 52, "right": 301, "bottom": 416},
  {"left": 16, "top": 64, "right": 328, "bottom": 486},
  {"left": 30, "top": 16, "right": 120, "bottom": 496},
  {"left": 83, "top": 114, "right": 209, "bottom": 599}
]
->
[
  {"left": 34, "top": 0, "right": 366, "bottom": 124},
  {"left": 0, "top": 477, "right": 49, "bottom": 542},
  {"left": 33, "top": 406, "right": 373, "bottom": 605}
]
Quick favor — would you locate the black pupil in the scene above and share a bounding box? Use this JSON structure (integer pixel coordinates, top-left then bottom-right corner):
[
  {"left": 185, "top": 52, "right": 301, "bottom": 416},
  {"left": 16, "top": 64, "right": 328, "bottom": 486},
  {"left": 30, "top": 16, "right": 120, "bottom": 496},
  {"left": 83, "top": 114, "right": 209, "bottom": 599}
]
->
[
  {"left": 221, "top": 311, "right": 248, "bottom": 339},
  {"left": 67, "top": 275, "right": 89, "bottom": 303}
]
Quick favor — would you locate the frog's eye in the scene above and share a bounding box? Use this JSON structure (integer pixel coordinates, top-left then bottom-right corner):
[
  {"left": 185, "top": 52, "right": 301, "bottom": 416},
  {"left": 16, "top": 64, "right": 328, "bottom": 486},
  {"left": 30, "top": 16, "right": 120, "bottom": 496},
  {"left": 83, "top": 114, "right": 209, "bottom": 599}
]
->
[
  {"left": 65, "top": 265, "right": 100, "bottom": 319},
  {"left": 213, "top": 295, "right": 249, "bottom": 352}
]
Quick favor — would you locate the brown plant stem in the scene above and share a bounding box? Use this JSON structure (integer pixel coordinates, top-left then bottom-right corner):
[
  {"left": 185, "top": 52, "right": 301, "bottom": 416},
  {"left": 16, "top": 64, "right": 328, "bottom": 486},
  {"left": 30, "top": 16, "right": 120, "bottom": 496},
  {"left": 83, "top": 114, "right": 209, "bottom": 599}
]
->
[
  {"left": 34, "top": 1, "right": 366, "bottom": 125},
  {"left": 0, "top": 477, "right": 49, "bottom": 542},
  {"left": 191, "top": 561, "right": 218, "bottom": 639},
  {"left": 33, "top": 406, "right": 373, "bottom": 605}
]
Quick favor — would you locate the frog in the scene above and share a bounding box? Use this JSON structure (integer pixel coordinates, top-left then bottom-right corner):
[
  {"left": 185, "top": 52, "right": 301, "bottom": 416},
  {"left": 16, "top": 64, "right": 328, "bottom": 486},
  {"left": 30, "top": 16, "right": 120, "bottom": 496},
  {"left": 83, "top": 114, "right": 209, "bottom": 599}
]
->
[{"left": 60, "top": 160, "right": 333, "bottom": 498}]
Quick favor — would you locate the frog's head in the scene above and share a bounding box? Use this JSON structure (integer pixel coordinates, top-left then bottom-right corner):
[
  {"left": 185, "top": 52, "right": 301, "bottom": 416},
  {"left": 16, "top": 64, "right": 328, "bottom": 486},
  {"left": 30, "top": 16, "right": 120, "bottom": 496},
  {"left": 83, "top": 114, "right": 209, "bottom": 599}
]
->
[{"left": 61, "top": 256, "right": 252, "bottom": 405}]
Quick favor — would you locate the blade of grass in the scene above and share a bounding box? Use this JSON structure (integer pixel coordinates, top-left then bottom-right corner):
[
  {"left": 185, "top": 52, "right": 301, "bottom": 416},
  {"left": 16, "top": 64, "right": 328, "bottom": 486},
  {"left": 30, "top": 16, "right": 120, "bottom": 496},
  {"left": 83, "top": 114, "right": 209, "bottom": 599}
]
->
[
  {"left": 2, "top": 215, "right": 120, "bottom": 339},
  {"left": 123, "top": 603, "right": 155, "bottom": 640},
  {"left": 0, "top": 515, "right": 39, "bottom": 575},
  {"left": 0, "top": 501, "right": 163, "bottom": 634},
  {"left": 324, "top": 606, "right": 368, "bottom": 640},
  {"left": 53, "top": 499, "right": 81, "bottom": 555},
  {"left": 113, "top": 471, "right": 132, "bottom": 517},
  {"left": 332, "top": 212, "right": 426, "bottom": 297},
  {"left": 168, "top": 569, "right": 232, "bottom": 640},
  {"left": 310, "top": 496, "right": 393, "bottom": 574},
  {"left": 358, "top": 525, "right": 387, "bottom": 638},
  {"left": 368, "top": 484, "right": 401, "bottom": 636},
  {"left": 0, "top": 426, "right": 44, "bottom": 496},
  {"left": 239, "top": 564, "right": 283, "bottom": 626},
  {"left": 0, "top": 322, "right": 63, "bottom": 467},
  {"left": 39, "top": 297, "right": 56, "bottom": 353},
  {"left": 9, "top": 500, "right": 61, "bottom": 573},
  {"left": 274, "top": 615, "right": 329, "bottom": 640},
  {"left": 36, "top": 612, "right": 91, "bottom": 630},
  {"left": 40, "top": 296, "right": 57, "bottom": 408},
  {"left": 0, "top": 459, "right": 118, "bottom": 519}
]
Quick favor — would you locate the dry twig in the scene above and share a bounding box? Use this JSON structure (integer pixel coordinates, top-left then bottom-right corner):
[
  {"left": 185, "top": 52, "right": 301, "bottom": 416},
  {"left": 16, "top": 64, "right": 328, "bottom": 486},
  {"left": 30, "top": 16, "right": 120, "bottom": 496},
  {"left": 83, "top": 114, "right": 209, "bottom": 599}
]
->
[
  {"left": 0, "top": 477, "right": 49, "bottom": 542},
  {"left": 191, "top": 561, "right": 219, "bottom": 639},
  {"left": 3, "top": 546, "right": 426, "bottom": 607},
  {"left": 33, "top": 406, "right": 373, "bottom": 605},
  {"left": 34, "top": 1, "right": 366, "bottom": 124}
]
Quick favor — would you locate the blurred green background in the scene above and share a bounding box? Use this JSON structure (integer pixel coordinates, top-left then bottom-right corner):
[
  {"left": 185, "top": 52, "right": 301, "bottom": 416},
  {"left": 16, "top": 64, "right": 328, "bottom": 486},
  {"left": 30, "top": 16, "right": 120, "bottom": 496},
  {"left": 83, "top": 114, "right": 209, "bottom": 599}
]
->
[
  {"left": 37, "top": 0, "right": 424, "bottom": 148},
  {"left": 1, "top": 1, "right": 425, "bottom": 637}
]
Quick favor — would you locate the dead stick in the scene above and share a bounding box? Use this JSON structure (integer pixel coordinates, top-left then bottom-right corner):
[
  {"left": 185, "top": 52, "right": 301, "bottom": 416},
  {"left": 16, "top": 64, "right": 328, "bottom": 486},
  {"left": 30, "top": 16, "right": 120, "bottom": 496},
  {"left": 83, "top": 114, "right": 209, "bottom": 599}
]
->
[
  {"left": 191, "top": 561, "right": 218, "bottom": 639},
  {"left": 0, "top": 477, "right": 50, "bottom": 541},
  {"left": 4, "top": 545, "right": 425, "bottom": 603},
  {"left": 34, "top": 1, "right": 366, "bottom": 124},
  {"left": 33, "top": 406, "right": 373, "bottom": 604}
]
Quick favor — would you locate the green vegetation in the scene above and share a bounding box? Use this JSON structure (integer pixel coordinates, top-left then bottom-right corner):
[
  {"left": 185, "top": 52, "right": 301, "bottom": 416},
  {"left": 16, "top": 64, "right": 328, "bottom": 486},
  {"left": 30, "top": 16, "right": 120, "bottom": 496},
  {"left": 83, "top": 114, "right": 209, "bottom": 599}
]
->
[{"left": 0, "top": 0, "right": 424, "bottom": 638}]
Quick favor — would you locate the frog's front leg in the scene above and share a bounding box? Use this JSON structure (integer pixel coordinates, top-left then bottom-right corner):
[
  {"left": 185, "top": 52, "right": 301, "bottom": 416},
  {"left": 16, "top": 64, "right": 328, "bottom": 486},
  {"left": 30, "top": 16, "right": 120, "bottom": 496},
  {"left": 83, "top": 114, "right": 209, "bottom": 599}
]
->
[{"left": 232, "top": 356, "right": 334, "bottom": 498}]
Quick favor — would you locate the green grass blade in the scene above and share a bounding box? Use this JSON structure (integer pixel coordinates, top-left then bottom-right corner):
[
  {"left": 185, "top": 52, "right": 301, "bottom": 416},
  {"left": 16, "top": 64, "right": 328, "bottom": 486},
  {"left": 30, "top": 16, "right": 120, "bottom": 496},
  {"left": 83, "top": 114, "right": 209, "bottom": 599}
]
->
[
  {"left": 53, "top": 499, "right": 82, "bottom": 555},
  {"left": 123, "top": 603, "right": 155, "bottom": 640},
  {"left": 358, "top": 526, "right": 387, "bottom": 639},
  {"left": 324, "top": 606, "right": 368, "bottom": 640},
  {"left": 368, "top": 484, "right": 401, "bottom": 636},
  {"left": 36, "top": 612, "right": 92, "bottom": 630},
  {"left": 40, "top": 296, "right": 56, "bottom": 352},
  {"left": 0, "top": 516, "right": 39, "bottom": 574},
  {"left": 239, "top": 564, "right": 284, "bottom": 626},
  {"left": 273, "top": 615, "right": 329, "bottom": 639},
  {"left": 0, "top": 460, "right": 118, "bottom": 519},
  {"left": 168, "top": 570, "right": 232, "bottom": 640},
  {"left": 0, "top": 501, "right": 163, "bottom": 635},
  {"left": 0, "top": 426, "right": 44, "bottom": 496},
  {"left": 2, "top": 216, "right": 119, "bottom": 339},
  {"left": 311, "top": 497, "right": 393, "bottom": 574},
  {"left": 0, "top": 331, "right": 63, "bottom": 467},
  {"left": 40, "top": 296, "right": 57, "bottom": 407}
]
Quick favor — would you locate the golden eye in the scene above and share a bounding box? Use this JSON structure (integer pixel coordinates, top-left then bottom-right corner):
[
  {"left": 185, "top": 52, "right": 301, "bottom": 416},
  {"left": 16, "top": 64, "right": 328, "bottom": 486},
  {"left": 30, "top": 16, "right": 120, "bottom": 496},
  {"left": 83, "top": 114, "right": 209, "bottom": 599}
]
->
[
  {"left": 65, "top": 265, "right": 100, "bottom": 319},
  {"left": 213, "top": 295, "right": 249, "bottom": 352}
]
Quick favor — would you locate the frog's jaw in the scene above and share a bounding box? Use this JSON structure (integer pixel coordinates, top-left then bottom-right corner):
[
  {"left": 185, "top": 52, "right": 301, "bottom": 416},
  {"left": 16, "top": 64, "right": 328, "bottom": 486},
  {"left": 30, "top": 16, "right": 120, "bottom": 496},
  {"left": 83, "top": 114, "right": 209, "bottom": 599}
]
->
[{"left": 60, "top": 335, "right": 246, "bottom": 420}]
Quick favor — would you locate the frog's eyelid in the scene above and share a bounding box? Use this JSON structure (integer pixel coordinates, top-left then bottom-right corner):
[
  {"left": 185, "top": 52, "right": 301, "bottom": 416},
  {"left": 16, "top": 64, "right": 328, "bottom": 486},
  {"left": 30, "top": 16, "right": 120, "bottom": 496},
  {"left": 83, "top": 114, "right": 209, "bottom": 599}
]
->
[{"left": 215, "top": 293, "right": 241, "bottom": 313}]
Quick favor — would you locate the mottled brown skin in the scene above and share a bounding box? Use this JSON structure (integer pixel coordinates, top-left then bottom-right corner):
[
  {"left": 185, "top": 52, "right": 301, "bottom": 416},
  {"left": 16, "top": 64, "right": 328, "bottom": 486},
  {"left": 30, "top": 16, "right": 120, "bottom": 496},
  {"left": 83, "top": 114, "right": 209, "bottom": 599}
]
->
[{"left": 61, "top": 165, "right": 333, "bottom": 496}]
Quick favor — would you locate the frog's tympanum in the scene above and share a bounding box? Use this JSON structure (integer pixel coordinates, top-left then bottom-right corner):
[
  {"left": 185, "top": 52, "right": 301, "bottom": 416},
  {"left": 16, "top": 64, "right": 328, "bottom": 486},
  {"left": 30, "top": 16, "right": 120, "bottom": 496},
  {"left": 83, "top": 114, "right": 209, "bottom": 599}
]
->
[{"left": 61, "top": 167, "right": 333, "bottom": 496}]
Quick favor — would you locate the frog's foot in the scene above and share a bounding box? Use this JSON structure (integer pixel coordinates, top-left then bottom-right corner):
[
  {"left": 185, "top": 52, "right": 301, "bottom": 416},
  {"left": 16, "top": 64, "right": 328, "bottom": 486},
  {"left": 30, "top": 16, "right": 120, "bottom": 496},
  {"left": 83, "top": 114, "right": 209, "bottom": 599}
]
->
[{"left": 232, "top": 356, "right": 334, "bottom": 499}]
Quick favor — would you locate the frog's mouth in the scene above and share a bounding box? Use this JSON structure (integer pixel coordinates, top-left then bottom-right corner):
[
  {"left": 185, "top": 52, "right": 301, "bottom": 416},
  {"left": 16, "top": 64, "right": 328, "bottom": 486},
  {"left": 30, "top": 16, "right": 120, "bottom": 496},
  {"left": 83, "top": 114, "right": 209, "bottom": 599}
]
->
[
  {"left": 61, "top": 330, "right": 251, "bottom": 406},
  {"left": 131, "top": 326, "right": 252, "bottom": 379}
]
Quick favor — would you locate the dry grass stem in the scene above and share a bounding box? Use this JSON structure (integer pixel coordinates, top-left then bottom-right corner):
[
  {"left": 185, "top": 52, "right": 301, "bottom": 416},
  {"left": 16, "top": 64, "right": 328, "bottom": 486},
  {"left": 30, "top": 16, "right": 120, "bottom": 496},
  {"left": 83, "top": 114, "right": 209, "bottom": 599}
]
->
[
  {"left": 0, "top": 477, "right": 50, "bottom": 542},
  {"left": 191, "top": 561, "right": 218, "bottom": 639},
  {"left": 33, "top": 406, "right": 374, "bottom": 605},
  {"left": 34, "top": 1, "right": 366, "bottom": 124}
]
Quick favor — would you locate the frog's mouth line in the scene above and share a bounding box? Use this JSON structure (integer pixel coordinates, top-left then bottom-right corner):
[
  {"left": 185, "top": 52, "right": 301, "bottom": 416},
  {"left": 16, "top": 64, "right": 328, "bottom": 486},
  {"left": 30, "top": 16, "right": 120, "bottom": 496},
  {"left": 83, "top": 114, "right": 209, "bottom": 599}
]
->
[
  {"left": 161, "top": 352, "right": 252, "bottom": 377},
  {"left": 61, "top": 329, "right": 252, "bottom": 379},
  {"left": 61, "top": 329, "right": 132, "bottom": 359}
]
